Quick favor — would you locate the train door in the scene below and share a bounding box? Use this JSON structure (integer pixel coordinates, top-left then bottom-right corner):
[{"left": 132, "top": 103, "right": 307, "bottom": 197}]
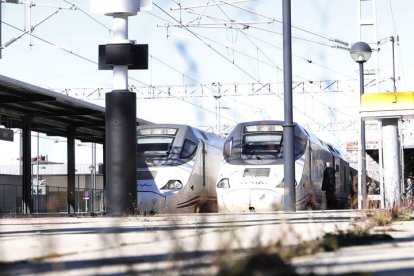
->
[
  {"left": 303, "top": 143, "right": 316, "bottom": 208},
  {"left": 310, "top": 143, "right": 325, "bottom": 208},
  {"left": 334, "top": 155, "right": 349, "bottom": 209},
  {"left": 191, "top": 140, "right": 211, "bottom": 212},
  {"left": 201, "top": 140, "right": 206, "bottom": 189},
  {"left": 189, "top": 139, "right": 204, "bottom": 195}
]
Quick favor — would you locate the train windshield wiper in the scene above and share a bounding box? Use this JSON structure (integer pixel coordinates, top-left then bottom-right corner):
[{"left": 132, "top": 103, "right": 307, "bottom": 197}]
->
[
  {"left": 251, "top": 150, "right": 262, "bottom": 160},
  {"left": 143, "top": 151, "right": 169, "bottom": 157}
]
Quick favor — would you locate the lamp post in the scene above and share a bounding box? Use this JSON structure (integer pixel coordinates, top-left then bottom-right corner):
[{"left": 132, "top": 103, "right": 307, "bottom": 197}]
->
[
  {"left": 282, "top": 0, "right": 295, "bottom": 211},
  {"left": 350, "top": 41, "right": 372, "bottom": 209}
]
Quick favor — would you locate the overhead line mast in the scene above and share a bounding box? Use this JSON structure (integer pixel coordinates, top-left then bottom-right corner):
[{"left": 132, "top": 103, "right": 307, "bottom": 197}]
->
[{"left": 357, "top": 0, "right": 379, "bottom": 92}]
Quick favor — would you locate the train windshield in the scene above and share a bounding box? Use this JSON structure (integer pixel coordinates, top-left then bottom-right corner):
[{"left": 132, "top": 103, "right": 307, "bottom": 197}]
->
[
  {"left": 243, "top": 133, "right": 283, "bottom": 159},
  {"left": 241, "top": 124, "right": 306, "bottom": 159},
  {"left": 137, "top": 128, "right": 177, "bottom": 157}
]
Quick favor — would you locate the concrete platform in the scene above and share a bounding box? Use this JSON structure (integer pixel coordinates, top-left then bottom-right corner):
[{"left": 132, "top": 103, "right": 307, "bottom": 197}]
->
[
  {"left": 292, "top": 219, "right": 414, "bottom": 275},
  {"left": 0, "top": 210, "right": 412, "bottom": 275}
]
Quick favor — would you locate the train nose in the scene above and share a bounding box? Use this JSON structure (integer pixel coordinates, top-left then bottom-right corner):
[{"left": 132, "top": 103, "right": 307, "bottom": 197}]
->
[
  {"left": 220, "top": 188, "right": 284, "bottom": 212},
  {"left": 137, "top": 192, "right": 166, "bottom": 215}
]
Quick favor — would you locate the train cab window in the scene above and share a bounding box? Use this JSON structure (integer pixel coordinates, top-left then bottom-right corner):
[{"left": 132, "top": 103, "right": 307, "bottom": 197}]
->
[
  {"left": 137, "top": 128, "right": 177, "bottom": 157},
  {"left": 137, "top": 136, "right": 174, "bottom": 157},
  {"left": 242, "top": 133, "right": 283, "bottom": 159},
  {"left": 180, "top": 139, "right": 197, "bottom": 159}
]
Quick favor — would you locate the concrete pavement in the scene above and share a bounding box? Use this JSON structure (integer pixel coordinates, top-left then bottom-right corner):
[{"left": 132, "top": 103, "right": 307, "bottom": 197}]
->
[
  {"left": 292, "top": 219, "right": 414, "bottom": 275},
  {"left": 0, "top": 210, "right": 413, "bottom": 275}
]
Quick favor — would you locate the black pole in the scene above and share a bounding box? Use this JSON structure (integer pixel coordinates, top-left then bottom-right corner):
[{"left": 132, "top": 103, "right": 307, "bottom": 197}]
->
[
  {"left": 282, "top": 0, "right": 296, "bottom": 212},
  {"left": 67, "top": 128, "right": 76, "bottom": 214},
  {"left": 22, "top": 116, "right": 32, "bottom": 214},
  {"left": 105, "top": 90, "right": 137, "bottom": 215}
]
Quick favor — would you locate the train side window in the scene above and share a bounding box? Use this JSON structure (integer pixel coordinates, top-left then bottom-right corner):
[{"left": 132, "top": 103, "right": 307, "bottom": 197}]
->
[
  {"left": 294, "top": 137, "right": 307, "bottom": 156},
  {"left": 180, "top": 139, "right": 197, "bottom": 159}
]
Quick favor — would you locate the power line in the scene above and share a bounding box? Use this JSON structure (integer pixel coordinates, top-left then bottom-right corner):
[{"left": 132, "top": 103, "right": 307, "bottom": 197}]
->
[
  {"left": 171, "top": 0, "right": 350, "bottom": 48},
  {"left": 159, "top": 1, "right": 353, "bottom": 82},
  {"left": 1, "top": 20, "right": 96, "bottom": 64},
  {"left": 2, "top": 1, "right": 363, "bottom": 139},
  {"left": 62, "top": 0, "right": 112, "bottom": 34},
  {"left": 154, "top": 2, "right": 259, "bottom": 82}
]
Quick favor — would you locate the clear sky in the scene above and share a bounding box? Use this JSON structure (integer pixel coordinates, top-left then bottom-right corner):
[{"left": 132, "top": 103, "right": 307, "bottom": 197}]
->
[{"left": 1, "top": 0, "right": 413, "bottom": 164}]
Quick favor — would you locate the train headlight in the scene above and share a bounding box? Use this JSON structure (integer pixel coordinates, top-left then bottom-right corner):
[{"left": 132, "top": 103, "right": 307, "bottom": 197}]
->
[
  {"left": 276, "top": 180, "right": 284, "bottom": 188},
  {"left": 161, "top": 180, "right": 183, "bottom": 190},
  {"left": 217, "top": 178, "right": 230, "bottom": 188},
  {"left": 276, "top": 179, "right": 298, "bottom": 188}
]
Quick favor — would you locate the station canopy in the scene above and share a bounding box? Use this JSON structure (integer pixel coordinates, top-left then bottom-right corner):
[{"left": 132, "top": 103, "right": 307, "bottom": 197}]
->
[{"left": 0, "top": 74, "right": 151, "bottom": 144}]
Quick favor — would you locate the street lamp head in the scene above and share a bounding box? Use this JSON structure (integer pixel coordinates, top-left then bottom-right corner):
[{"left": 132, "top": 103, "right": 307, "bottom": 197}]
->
[{"left": 350, "top": 41, "right": 372, "bottom": 63}]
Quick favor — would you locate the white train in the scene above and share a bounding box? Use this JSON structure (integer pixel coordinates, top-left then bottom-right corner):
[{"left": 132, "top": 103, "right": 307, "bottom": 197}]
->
[
  {"left": 136, "top": 124, "right": 224, "bottom": 214},
  {"left": 216, "top": 120, "right": 356, "bottom": 212}
]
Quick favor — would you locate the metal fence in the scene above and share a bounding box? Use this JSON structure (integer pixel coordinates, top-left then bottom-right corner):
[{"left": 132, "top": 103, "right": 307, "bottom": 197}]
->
[
  {"left": 0, "top": 184, "right": 104, "bottom": 214},
  {"left": 0, "top": 184, "right": 22, "bottom": 214}
]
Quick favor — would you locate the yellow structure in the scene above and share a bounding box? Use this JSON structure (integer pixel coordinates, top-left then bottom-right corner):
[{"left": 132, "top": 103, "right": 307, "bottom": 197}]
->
[{"left": 360, "top": 92, "right": 414, "bottom": 120}]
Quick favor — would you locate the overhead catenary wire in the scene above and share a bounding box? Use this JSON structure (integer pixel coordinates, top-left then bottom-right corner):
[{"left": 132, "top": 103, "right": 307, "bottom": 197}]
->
[
  {"left": 387, "top": 0, "right": 405, "bottom": 90},
  {"left": 194, "top": 1, "right": 353, "bottom": 89},
  {"left": 160, "top": 0, "right": 353, "bottom": 86},
  {"left": 240, "top": 31, "right": 354, "bottom": 79},
  {"left": 86, "top": 4, "right": 274, "bottom": 123},
  {"left": 154, "top": 2, "right": 259, "bottom": 83},
  {"left": 2, "top": 1, "right": 365, "bottom": 137},
  {"left": 62, "top": 0, "right": 112, "bottom": 34},
  {"left": 1, "top": 20, "right": 96, "bottom": 64},
  {"left": 216, "top": 0, "right": 350, "bottom": 47},
  {"left": 1, "top": 4, "right": 240, "bottom": 124},
  {"left": 152, "top": 3, "right": 328, "bottom": 123},
  {"left": 170, "top": 0, "right": 257, "bottom": 11},
  {"left": 2, "top": 7, "right": 63, "bottom": 48},
  {"left": 208, "top": 1, "right": 280, "bottom": 77},
  {"left": 153, "top": 2, "right": 354, "bottom": 85},
  {"left": 0, "top": 0, "right": 362, "bottom": 88},
  {"left": 145, "top": 1, "right": 357, "bottom": 88},
  {"left": 51, "top": 3, "right": 360, "bottom": 125}
]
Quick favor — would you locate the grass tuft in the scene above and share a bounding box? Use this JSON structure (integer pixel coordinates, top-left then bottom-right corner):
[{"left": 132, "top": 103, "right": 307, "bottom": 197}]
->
[{"left": 217, "top": 248, "right": 297, "bottom": 276}]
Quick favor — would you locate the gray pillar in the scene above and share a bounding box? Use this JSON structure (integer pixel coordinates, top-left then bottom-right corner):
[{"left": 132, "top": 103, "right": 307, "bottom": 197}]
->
[
  {"left": 359, "top": 62, "right": 367, "bottom": 209},
  {"left": 105, "top": 90, "right": 137, "bottom": 215},
  {"left": 382, "top": 118, "right": 400, "bottom": 208}
]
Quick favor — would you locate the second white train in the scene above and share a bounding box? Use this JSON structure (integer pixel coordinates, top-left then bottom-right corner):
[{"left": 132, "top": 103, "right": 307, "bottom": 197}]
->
[{"left": 216, "top": 120, "right": 356, "bottom": 212}]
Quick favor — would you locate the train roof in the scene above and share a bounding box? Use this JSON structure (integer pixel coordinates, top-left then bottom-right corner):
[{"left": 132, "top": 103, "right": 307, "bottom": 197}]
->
[
  {"left": 137, "top": 123, "right": 224, "bottom": 144},
  {"left": 229, "top": 120, "right": 307, "bottom": 137}
]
